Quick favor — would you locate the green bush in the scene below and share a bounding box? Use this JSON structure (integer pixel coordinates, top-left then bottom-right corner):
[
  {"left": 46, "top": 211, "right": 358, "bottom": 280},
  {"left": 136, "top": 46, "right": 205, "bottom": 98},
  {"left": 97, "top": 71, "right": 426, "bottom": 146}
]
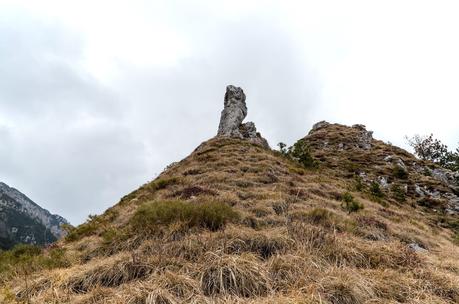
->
[
  {"left": 64, "top": 215, "right": 102, "bottom": 242},
  {"left": 354, "top": 176, "right": 364, "bottom": 191},
  {"left": 342, "top": 192, "right": 354, "bottom": 204},
  {"left": 0, "top": 244, "right": 70, "bottom": 279},
  {"left": 289, "top": 139, "right": 317, "bottom": 168},
  {"left": 341, "top": 192, "right": 364, "bottom": 214},
  {"left": 391, "top": 184, "right": 406, "bottom": 202},
  {"left": 370, "top": 181, "right": 384, "bottom": 198},
  {"left": 277, "top": 140, "right": 317, "bottom": 169},
  {"left": 131, "top": 200, "right": 239, "bottom": 233},
  {"left": 148, "top": 177, "right": 180, "bottom": 192},
  {"left": 392, "top": 165, "right": 409, "bottom": 179}
]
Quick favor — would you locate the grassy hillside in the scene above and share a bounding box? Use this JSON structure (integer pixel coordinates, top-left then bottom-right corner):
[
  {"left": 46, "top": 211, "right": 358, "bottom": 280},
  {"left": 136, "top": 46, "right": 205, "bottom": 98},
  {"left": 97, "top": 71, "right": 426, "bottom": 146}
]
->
[{"left": 1, "top": 124, "right": 459, "bottom": 304}]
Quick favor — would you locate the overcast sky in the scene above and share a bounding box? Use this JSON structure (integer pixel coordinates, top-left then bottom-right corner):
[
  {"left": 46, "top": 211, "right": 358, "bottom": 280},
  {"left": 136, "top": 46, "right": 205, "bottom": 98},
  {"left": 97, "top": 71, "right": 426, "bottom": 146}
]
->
[{"left": 1, "top": 0, "right": 458, "bottom": 224}]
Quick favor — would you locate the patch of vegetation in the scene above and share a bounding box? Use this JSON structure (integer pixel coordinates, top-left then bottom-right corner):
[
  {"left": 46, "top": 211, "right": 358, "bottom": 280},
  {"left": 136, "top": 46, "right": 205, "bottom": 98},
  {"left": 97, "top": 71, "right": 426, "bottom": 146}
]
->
[
  {"left": 407, "top": 134, "right": 459, "bottom": 171},
  {"left": 0, "top": 244, "right": 70, "bottom": 280},
  {"left": 148, "top": 177, "right": 180, "bottom": 192},
  {"left": 423, "top": 167, "right": 432, "bottom": 176},
  {"left": 354, "top": 176, "right": 364, "bottom": 191},
  {"left": 391, "top": 184, "right": 406, "bottom": 202},
  {"left": 131, "top": 200, "right": 239, "bottom": 233},
  {"left": 278, "top": 139, "right": 318, "bottom": 169},
  {"left": 341, "top": 192, "right": 364, "bottom": 214},
  {"left": 392, "top": 165, "right": 409, "bottom": 179},
  {"left": 64, "top": 214, "right": 103, "bottom": 242},
  {"left": 370, "top": 181, "right": 384, "bottom": 198}
]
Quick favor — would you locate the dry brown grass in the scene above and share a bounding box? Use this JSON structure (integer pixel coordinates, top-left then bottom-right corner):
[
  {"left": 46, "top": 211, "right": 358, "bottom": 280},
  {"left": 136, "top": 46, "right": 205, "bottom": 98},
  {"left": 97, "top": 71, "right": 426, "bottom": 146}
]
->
[
  {"left": 3, "top": 135, "right": 459, "bottom": 303},
  {"left": 200, "top": 252, "right": 270, "bottom": 297}
]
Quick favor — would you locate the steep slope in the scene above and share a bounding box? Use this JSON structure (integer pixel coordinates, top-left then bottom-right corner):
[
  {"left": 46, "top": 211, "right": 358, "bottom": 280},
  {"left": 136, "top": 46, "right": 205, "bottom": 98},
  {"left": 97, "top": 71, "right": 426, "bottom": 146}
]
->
[
  {"left": 1, "top": 85, "right": 458, "bottom": 303},
  {"left": 0, "top": 182, "right": 68, "bottom": 249},
  {"left": 2, "top": 132, "right": 459, "bottom": 304}
]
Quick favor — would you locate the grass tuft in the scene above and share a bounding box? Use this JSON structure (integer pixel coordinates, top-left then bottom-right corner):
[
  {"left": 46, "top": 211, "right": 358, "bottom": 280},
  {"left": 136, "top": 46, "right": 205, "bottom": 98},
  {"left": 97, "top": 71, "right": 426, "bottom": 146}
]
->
[
  {"left": 200, "top": 252, "right": 270, "bottom": 297},
  {"left": 131, "top": 200, "right": 239, "bottom": 234}
]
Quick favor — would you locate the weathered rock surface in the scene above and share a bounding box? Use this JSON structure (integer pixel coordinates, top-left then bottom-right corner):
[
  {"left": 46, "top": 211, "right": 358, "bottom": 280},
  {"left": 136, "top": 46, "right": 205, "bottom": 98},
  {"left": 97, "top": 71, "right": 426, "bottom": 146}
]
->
[
  {"left": 308, "top": 121, "right": 374, "bottom": 150},
  {"left": 217, "top": 85, "right": 269, "bottom": 148},
  {"left": 352, "top": 124, "right": 373, "bottom": 150},
  {"left": 217, "top": 85, "right": 247, "bottom": 138},
  {"left": 310, "top": 120, "right": 330, "bottom": 133}
]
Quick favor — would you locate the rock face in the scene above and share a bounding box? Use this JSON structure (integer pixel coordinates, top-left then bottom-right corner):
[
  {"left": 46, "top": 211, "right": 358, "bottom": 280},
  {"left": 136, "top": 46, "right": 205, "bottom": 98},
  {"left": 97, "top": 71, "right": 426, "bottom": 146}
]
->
[
  {"left": 0, "top": 182, "right": 68, "bottom": 249},
  {"left": 351, "top": 124, "right": 373, "bottom": 150},
  {"left": 217, "top": 85, "right": 269, "bottom": 148},
  {"left": 308, "top": 121, "right": 374, "bottom": 150}
]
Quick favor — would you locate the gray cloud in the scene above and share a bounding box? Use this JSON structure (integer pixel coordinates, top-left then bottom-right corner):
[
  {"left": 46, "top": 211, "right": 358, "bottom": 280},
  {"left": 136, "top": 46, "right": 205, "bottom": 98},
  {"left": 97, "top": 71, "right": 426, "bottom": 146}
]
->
[
  {"left": 0, "top": 7, "right": 319, "bottom": 224},
  {"left": 3, "top": 2, "right": 457, "bottom": 225}
]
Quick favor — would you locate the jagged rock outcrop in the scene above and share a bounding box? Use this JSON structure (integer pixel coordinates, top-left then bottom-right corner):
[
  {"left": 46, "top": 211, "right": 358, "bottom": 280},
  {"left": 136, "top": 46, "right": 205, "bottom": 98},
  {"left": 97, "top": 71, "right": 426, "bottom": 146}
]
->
[
  {"left": 351, "top": 124, "right": 373, "bottom": 150},
  {"left": 310, "top": 120, "right": 330, "bottom": 133},
  {"left": 217, "top": 85, "right": 269, "bottom": 148},
  {"left": 0, "top": 182, "right": 68, "bottom": 249},
  {"left": 308, "top": 121, "right": 374, "bottom": 150}
]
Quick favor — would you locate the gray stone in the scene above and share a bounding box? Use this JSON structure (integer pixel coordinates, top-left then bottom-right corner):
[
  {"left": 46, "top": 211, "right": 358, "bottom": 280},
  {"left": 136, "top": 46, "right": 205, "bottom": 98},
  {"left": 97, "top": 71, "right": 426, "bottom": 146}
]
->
[
  {"left": 310, "top": 120, "right": 330, "bottom": 133},
  {"left": 383, "top": 155, "right": 407, "bottom": 170},
  {"left": 217, "top": 85, "right": 247, "bottom": 138},
  {"left": 239, "top": 122, "right": 270, "bottom": 148},
  {"left": 378, "top": 176, "right": 389, "bottom": 189},
  {"left": 217, "top": 85, "right": 269, "bottom": 148},
  {"left": 408, "top": 243, "right": 427, "bottom": 253},
  {"left": 415, "top": 184, "right": 425, "bottom": 197}
]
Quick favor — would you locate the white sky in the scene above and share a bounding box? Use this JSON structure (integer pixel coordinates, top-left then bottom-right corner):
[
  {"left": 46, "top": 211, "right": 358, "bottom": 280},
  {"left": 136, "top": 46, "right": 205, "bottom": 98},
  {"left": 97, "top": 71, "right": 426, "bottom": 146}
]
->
[{"left": 0, "top": 0, "right": 458, "bottom": 224}]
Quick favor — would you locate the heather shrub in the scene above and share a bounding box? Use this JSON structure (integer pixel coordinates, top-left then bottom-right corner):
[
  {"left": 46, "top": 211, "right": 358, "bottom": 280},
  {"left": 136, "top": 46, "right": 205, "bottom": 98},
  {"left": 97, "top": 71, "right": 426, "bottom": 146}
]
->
[
  {"left": 391, "top": 184, "right": 406, "bottom": 202},
  {"left": 370, "top": 181, "right": 384, "bottom": 198},
  {"left": 341, "top": 192, "right": 364, "bottom": 214},
  {"left": 392, "top": 165, "right": 408, "bottom": 179}
]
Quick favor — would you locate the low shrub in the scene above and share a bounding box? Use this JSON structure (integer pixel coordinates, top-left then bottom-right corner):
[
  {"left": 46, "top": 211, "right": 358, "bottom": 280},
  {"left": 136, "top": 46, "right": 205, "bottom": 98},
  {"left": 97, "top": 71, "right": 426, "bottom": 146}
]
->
[
  {"left": 289, "top": 139, "right": 318, "bottom": 168},
  {"left": 391, "top": 184, "right": 406, "bottom": 202},
  {"left": 0, "top": 244, "right": 70, "bottom": 280},
  {"left": 278, "top": 140, "right": 318, "bottom": 169},
  {"left": 147, "top": 177, "right": 180, "bottom": 192},
  {"left": 392, "top": 166, "right": 409, "bottom": 179},
  {"left": 131, "top": 200, "right": 239, "bottom": 234},
  {"left": 354, "top": 176, "right": 364, "bottom": 191},
  {"left": 370, "top": 181, "right": 384, "bottom": 198},
  {"left": 341, "top": 192, "right": 364, "bottom": 214},
  {"left": 64, "top": 215, "right": 102, "bottom": 242}
]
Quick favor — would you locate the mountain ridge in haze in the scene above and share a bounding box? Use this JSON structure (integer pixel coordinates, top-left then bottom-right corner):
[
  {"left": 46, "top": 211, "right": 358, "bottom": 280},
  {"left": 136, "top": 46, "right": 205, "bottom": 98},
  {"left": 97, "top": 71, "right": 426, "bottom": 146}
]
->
[{"left": 0, "top": 181, "right": 68, "bottom": 250}]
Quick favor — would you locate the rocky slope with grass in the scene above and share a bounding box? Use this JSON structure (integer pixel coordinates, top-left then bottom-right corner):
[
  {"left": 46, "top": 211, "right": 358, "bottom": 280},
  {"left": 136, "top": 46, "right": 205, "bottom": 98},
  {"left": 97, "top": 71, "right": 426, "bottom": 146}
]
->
[
  {"left": 1, "top": 86, "right": 459, "bottom": 304},
  {"left": 0, "top": 182, "right": 68, "bottom": 250}
]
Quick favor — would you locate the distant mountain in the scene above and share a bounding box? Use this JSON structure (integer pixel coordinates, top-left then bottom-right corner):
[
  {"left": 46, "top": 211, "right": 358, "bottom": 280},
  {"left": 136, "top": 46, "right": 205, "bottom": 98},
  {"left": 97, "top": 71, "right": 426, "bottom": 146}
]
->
[{"left": 0, "top": 182, "right": 68, "bottom": 250}]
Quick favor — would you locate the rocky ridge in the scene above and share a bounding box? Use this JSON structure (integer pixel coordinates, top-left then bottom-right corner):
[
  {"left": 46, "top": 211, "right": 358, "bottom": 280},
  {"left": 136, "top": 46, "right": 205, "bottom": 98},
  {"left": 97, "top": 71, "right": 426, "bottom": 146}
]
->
[{"left": 305, "top": 121, "right": 459, "bottom": 215}]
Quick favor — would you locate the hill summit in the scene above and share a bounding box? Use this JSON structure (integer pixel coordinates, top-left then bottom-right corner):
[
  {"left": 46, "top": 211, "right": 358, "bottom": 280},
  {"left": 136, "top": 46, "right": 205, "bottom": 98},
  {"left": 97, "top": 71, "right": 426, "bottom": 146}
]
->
[{"left": 1, "top": 86, "right": 459, "bottom": 304}]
